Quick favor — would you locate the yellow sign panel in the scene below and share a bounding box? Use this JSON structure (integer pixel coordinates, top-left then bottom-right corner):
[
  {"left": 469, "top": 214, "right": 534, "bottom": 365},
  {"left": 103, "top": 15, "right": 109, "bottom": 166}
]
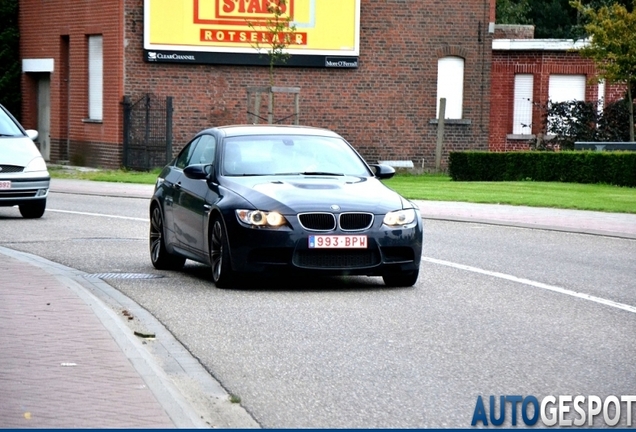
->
[{"left": 144, "top": 0, "right": 360, "bottom": 56}]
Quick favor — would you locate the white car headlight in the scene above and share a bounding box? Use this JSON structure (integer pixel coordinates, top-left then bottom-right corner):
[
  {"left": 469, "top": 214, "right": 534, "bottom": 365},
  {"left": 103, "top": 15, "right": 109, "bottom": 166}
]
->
[
  {"left": 24, "top": 156, "right": 48, "bottom": 173},
  {"left": 383, "top": 209, "right": 416, "bottom": 226},
  {"left": 236, "top": 209, "right": 287, "bottom": 228}
]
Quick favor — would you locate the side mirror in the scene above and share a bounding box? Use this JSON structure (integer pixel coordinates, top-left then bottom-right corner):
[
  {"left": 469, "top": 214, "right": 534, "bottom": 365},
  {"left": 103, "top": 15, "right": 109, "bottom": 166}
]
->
[
  {"left": 369, "top": 164, "right": 395, "bottom": 180},
  {"left": 25, "top": 129, "right": 39, "bottom": 141},
  {"left": 184, "top": 163, "right": 214, "bottom": 180}
]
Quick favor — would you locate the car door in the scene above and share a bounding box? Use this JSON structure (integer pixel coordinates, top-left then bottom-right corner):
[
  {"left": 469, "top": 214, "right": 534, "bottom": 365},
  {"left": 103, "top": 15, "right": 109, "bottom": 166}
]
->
[
  {"left": 161, "top": 138, "right": 199, "bottom": 248},
  {"left": 172, "top": 134, "right": 218, "bottom": 255}
]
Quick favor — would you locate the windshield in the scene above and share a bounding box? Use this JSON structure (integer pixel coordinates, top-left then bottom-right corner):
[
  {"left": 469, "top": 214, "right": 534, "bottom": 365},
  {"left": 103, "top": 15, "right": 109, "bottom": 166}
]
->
[
  {"left": 0, "top": 106, "right": 24, "bottom": 137},
  {"left": 222, "top": 134, "right": 372, "bottom": 177}
]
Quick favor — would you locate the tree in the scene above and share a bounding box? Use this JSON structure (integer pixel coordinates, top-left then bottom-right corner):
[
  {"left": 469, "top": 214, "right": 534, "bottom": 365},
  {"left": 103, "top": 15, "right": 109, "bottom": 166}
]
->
[
  {"left": 496, "top": 0, "right": 532, "bottom": 24},
  {"left": 247, "top": 0, "right": 297, "bottom": 87},
  {"left": 0, "top": 0, "right": 21, "bottom": 118},
  {"left": 572, "top": 0, "right": 636, "bottom": 141},
  {"left": 495, "top": 0, "right": 633, "bottom": 39},
  {"left": 531, "top": 0, "right": 582, "bottom": 38},
  {"left": 246, "top": 0, "right": 300, "bottom": 125}
]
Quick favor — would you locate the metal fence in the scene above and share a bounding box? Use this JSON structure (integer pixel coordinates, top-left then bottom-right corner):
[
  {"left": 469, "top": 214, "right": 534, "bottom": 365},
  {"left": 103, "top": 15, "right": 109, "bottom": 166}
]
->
[{"left": 122, "top": 94, "right": 173, "bottom": 170}]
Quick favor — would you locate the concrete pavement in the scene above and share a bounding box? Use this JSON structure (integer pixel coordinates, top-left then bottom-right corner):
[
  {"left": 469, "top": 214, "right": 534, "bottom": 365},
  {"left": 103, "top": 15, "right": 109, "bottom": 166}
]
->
[{"left": 0, "top": 177, "right": 634, "bottom": 428}]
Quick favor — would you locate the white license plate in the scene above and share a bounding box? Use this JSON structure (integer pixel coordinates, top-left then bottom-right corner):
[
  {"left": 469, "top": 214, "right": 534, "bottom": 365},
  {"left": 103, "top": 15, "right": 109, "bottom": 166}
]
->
[
  {"left": 308, "top": 235, "right": 367, "bottom": 249},
  {"left": 0, "top": 181, "right": 10, "bottom": 189}
]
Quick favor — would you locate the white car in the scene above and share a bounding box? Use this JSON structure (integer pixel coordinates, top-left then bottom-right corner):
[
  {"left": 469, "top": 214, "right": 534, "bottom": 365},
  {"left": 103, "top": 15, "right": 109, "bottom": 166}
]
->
[{"left": 0, "top": 104, "right": 50, "bottom": 218}]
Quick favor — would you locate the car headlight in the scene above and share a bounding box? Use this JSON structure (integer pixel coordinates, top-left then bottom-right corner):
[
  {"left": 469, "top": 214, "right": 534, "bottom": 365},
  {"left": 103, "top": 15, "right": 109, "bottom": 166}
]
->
[
  {"left": 24, "top": 156, "right": 48, "bottom": 173},
  {"left": 236, "top": 209, "right": 287, "bottom": 228},
  {"left": 383, "top": 208, "right": 416, "bottom": 226}
]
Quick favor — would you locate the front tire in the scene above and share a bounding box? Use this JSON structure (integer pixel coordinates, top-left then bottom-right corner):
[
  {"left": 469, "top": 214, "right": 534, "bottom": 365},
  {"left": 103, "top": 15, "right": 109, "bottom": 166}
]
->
[
  {"left": 209, "top": 216, "right": 235, "bottom": 288},
  {"left": 150, "top": 205, "right": 185, "bottom": 270},
  {"left": 382, "top": 269, "right": 419, "bottom": 287},
  {"left": 19, "top": 199, "right": 46, "bottom": 219}
]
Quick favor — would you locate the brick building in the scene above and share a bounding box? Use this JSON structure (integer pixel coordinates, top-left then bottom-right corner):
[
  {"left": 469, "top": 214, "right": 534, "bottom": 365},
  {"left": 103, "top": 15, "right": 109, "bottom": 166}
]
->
[
  {"left": 489, "top": 25, "right": 626, "bottom": 152},
  {"left": 19, "top": 0, "right": 496, "bottom": 169}
]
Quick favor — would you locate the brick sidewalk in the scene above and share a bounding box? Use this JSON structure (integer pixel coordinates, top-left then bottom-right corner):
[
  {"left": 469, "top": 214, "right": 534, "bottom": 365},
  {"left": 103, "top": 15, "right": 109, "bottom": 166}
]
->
[{"left": 0, "top": 255, "right": 176, "bottom": 428}]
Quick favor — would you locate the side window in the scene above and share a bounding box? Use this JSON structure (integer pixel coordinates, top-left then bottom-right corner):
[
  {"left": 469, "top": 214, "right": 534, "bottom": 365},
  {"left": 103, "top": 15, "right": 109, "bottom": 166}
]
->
[
  {"left": 175, "top": 137, "right": 201, "bottom": 169},
  {"left": 189, "top": 134, "right": 217, "bottom": 165}
]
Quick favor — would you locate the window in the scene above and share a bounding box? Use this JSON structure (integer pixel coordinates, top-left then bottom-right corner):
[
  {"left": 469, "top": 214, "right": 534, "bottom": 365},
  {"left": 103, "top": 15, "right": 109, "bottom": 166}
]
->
[
  {"left": 190, "top": 135, "right": 217, "bottom": 165},
  {"left": 597, "top": 79, "right": 606, "bottom": 117},
  {"left": 176, "top": 137, "right": 200, "bottom": 169},
  {"left": 512, "top": 74, "right": 533, "bottom": 135},
  {"left": 548, "top": 74, "right": 586, "bottom": 130},
  {"left": 436, "top": 56, "right": 464, "bottom": 119},
  {"left": 88, "top": 35, "right": 103, "bottom": 121},
  {"left": 548, "top": 75, "right": 586, "bottom": 103}
]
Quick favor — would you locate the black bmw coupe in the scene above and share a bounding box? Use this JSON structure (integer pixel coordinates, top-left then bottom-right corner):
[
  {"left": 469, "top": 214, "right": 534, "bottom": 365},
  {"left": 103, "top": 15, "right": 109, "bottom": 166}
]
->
[{"left": 149, "top": 125, "right": 423, "bottom": 287}]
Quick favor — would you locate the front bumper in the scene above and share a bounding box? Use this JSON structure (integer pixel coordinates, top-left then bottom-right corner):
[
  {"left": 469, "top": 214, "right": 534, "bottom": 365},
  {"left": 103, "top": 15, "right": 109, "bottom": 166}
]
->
[
  {"left": 0, "top": 176, "right": 50, "bottom": 207},
  {"left": 225, "top": 213, "right": 423, "bottom": 276}
]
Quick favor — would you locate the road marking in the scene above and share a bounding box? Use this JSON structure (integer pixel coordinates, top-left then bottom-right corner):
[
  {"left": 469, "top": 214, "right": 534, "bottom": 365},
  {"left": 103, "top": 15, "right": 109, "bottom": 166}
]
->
[
  {"left": 422, "top": 256, "right": 636, "bottom": 315},
  {"left": 48, "top": 208, "right": 148, "bottom": 222}
]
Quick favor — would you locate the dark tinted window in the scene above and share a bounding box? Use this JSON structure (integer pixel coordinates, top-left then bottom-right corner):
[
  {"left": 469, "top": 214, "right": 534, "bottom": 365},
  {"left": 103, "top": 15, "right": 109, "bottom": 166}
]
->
[
  {"left": 175, "top": 137, "right": 201, "bottom": 169},
  {"left": 189, "top": 134, "right": 217, "bottom": 165}
]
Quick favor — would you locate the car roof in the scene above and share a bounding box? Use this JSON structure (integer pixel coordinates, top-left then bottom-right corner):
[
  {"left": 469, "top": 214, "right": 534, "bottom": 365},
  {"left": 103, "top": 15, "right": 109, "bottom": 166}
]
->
[{"left": 198, "top": 124, "right": 343, "bottom": 139}]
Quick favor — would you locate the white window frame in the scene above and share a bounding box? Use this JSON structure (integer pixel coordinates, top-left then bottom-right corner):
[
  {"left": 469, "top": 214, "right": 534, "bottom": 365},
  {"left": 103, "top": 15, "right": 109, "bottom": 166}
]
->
[
  {"left": 436, "top": 56, "right": 464, "bottom": 119},
  {"left": 88, "top": 35, "right": 103, "bottom": 121},
  {"left": 512, "top": 74, "right": 534, "bottom": 135}
]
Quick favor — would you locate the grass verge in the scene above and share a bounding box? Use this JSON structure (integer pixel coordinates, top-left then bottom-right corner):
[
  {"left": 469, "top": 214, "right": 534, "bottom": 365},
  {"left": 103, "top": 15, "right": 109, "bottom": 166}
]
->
[
  {"left": 382, "top": 174, "right": 636, "bottom": 214},
  {"left": 49, "top": 166, "right": 161, "bottom": 184}
]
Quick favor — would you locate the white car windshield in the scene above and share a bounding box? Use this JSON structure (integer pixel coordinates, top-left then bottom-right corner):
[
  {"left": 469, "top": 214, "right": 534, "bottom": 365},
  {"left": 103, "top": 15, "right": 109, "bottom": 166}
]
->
[
  {"left": 0, "top": 107, "right": 24, "bottom": 137},
  {"left": 222, "top": 135, "right": 372, "bottom": 177}
]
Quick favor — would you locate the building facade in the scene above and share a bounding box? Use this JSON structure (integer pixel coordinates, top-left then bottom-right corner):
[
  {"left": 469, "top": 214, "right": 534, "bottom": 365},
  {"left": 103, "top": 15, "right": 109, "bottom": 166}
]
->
[
  {"left": 19, "top": 0, "right": 496, "bottom": 169},
  {"left": 489, "top": 25, "right": 625, "bottom": 152}
]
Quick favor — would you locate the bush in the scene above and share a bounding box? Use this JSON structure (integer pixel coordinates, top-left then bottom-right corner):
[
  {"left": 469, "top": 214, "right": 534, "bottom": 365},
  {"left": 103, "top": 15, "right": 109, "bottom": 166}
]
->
[
  {"left": 529, "top": 98, "right": 634, "bottom": 151},
  {"left": 448, "top": 151, "right": 636, "bottom": 187}
]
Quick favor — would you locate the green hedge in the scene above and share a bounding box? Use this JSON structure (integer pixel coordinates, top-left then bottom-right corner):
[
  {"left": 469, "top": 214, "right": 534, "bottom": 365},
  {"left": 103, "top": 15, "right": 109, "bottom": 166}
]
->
[{"left": 448, "top": 151, "right": 636, "bottom": 187}]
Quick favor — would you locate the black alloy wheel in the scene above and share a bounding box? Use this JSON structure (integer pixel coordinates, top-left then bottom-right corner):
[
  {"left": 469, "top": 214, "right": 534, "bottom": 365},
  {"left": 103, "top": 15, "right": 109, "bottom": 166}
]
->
[
  {"left": 209, "top": 216, "right": 235, "bottom": 288},
  {"left": 150, "top": 205, "right": 186, "bottom": 270}
]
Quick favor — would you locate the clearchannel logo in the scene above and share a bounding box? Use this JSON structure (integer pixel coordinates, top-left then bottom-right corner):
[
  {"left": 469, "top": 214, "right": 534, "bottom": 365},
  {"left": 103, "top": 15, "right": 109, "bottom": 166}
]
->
[
  {"left": 147, "top": 51, "right": 196, "bottom": 62},
  {"left": 471, "top": 395, "right": 636, "bottom": 427}
]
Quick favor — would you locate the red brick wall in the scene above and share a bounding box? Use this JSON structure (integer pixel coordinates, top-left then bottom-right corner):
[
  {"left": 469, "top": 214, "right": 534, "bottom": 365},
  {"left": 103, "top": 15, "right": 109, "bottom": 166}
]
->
[
  {"left": 123, "top": 0, "right": 494, "bottom": 170},
  {"left": 490, "top": 49, "right": 626, "bottom": 152},
  {"left": 21, "top": 0, "right": 493, "bottom": 169},
  {"left": 19, "top": 0, "right": 124, "bottom": 166}
]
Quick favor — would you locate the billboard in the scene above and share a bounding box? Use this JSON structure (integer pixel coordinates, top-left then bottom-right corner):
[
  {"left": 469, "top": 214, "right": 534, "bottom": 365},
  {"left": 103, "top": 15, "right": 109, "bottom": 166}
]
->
[{"left": 143, "top": 0, "right": 360, "bottom": 68}]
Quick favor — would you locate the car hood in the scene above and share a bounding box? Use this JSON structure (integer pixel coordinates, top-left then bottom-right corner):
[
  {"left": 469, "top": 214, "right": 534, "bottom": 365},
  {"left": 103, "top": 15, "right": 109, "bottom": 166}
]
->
[
  {"left": 0, "top": 136, "right": 46, "bottom": 169},
  {"left": 222, "top": 175, "right": 410, "bottom": 214}
]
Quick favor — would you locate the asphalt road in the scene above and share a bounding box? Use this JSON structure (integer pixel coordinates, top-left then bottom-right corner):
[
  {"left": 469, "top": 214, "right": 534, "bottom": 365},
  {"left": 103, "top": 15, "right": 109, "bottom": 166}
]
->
[{"left": 1, "top": 190, "right": 635, "bottom": 428}]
